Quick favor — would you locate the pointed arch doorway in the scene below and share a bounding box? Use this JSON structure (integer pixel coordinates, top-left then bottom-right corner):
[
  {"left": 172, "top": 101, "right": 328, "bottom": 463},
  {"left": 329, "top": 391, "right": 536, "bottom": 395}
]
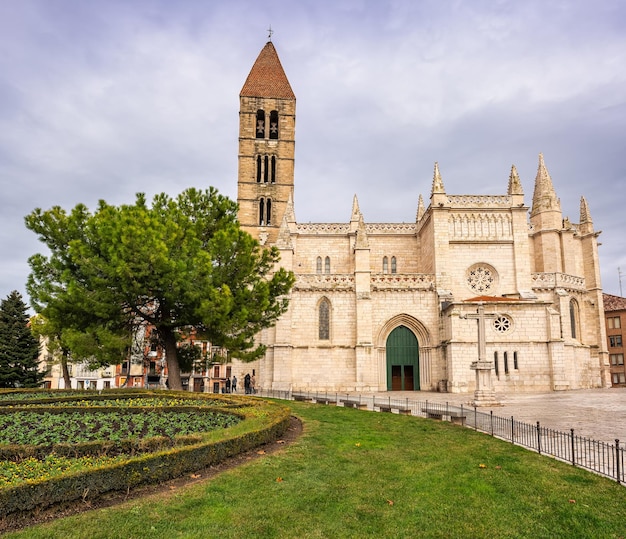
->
[{"left": 386, "top": 325, "right": 419, "bottom": 391}]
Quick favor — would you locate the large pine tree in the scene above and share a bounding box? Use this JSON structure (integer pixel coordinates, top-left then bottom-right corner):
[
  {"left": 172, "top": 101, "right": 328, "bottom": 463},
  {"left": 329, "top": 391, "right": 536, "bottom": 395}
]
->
[{"left": 0, "top": 291, "right": 43, "bottom": 388}]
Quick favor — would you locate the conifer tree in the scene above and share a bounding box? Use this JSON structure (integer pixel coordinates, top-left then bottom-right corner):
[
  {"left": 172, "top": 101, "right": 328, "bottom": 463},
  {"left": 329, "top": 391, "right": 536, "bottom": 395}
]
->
[
  {"left": 25, "top": 188, "right": 294, "bottom": 390},
  {"left": 0, "top": 291, "right": 43, "bottom": 388}
]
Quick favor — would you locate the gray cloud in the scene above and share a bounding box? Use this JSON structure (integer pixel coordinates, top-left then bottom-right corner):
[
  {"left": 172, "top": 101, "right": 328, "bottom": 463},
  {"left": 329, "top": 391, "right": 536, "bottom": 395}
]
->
[{"left": 1, "top": 0, "right": 625, "bottom": 302}]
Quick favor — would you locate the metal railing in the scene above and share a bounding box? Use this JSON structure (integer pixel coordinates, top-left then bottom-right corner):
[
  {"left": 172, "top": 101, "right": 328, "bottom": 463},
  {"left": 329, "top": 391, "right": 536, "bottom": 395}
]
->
[{"left": 255, "top": 389, "right": 624, "bottom": 484}]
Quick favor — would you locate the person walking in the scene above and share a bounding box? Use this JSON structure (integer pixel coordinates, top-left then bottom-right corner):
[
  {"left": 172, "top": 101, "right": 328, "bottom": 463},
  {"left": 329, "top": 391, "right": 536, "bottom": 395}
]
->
[
  {"left": 244, "top": 373, "right": 251, "bottom": 394},
  {"left": 231, "top": 375, "right": 237, "bottom": 393}
]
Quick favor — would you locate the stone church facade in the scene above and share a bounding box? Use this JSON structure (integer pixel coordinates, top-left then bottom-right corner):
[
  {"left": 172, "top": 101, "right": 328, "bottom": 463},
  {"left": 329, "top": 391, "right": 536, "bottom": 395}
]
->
[{"left": 235, "top": 41, "right": 610, "bottom": 394}]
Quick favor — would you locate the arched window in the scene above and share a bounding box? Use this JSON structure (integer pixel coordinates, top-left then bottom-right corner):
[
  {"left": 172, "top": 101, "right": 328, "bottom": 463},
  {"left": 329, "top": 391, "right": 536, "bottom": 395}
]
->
[
  {"left": 316, "top": 257, "right": 322, "bottom": 274},
  {"left": 513, "top": 351, "right": 519, "bottom": 370},
  {"left": 383, "top": 257, "right": 388, "bottom": 273},
  {"left": 318, "top": 298, "right": 330, "bottom": 340},
  {"left": 504, "top": 352, "right": 509, "bottom": 374},
  {"left": 256, "top": 110, "right": 265, "bottom": 138},
  {"left": 494, "top": 351, "right": 499, "bottom": 376},
  {"left": 325, "top": 256, "right": 330, "bottom": 274},
  {"left": 259, "top": 198, "right": 265, "bottom": 226},
  {"left": 256, "top": 156, "right": 262, "bottom": 182},
  {"left": 391, "top": 256, "right": 397, "bottom": 274},
  {"left": 269, "top": 110, "right": 278, "bottom": 139},
  {"left": 264, "top": 155, "right": 269, "bottom": 183},
  {"left": 569, "top": 299, "right": 580, "bottom": 340},
  {"left": 266, "top": 198, "right": 272, "bottom": 226},
  {"left": 271, "top": 156, "right": 276, "bottom": 183}
]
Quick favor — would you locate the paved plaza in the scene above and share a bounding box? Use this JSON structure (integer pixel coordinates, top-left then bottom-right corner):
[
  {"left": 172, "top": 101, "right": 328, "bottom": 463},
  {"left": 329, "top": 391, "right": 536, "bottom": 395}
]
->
[{"left": 369, "top": 388, "right": 626, "bottom": 444}]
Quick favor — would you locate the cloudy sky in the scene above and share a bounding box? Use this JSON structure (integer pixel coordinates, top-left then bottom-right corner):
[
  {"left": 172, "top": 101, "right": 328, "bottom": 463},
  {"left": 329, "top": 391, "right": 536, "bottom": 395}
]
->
[{"left": 1, "top": 0, "right": 625, "bottom": 305}]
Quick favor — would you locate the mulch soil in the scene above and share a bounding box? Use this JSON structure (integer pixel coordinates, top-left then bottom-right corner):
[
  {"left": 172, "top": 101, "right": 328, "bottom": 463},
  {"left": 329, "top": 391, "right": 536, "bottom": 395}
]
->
[{"left": 0, "top": 416, "right": 302, "bottom": 534}]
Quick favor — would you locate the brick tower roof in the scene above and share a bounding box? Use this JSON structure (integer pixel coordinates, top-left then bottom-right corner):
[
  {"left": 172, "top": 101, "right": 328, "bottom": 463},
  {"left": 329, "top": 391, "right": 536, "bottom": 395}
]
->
[{"left": 240, "top": 41, "right": 295, "bottom": 99}]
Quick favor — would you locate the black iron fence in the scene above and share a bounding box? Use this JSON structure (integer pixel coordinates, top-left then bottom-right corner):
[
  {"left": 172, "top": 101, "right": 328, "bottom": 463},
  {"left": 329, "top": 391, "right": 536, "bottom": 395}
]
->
[{"left": 255, "top": 389, "right": 625, "bottom": 484}]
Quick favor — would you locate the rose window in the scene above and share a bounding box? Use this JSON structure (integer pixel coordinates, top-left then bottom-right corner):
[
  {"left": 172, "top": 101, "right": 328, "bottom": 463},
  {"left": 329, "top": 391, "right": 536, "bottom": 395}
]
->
[
  {"left": 467, "top": 265, "right": 496, "bottom": 293},
  {"left": 493, "top": 315, "right": 512, "bottom": 333}
]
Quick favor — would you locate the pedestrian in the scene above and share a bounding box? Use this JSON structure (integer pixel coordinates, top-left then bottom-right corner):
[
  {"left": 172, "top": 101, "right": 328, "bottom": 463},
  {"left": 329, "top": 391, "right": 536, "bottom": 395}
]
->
[
  {"left": 251, "top": 373, "right": 256, "bottom": 394},
  {"left": 225, "top": 377, "right": 231, "bottom": 393},
  {"left": 244, "top": 373, "right": 251, "bottom": 394},
  {"left": 232, "top": 375, "right": 237, "bottom": 393}
]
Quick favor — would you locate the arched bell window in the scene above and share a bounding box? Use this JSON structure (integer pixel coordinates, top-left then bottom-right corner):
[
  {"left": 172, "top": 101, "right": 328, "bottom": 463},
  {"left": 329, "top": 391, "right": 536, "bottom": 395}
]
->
[
  {"left": 269, "top": 110, "right": 278, "bottom": 139},
  {"left": 256, "top": 110, "right": 265, "bottom": 138}
]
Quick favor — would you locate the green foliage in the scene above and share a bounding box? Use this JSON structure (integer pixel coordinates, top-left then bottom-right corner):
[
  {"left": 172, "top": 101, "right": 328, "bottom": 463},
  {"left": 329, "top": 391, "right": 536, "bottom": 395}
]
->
[
  {"left": 0, "top": 291, "right": 43, "bottom": 388},
  {"left": 25, "top": 188, "right": 295, "bottom": 389},
  {"left": 0, "top": 391, "right": 290, "bottom": 521}
]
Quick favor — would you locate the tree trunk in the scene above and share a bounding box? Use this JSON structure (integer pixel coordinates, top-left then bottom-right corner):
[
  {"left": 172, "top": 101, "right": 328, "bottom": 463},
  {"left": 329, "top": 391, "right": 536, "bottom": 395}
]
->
[
  {"left": 162, "top": 327, "right": 183, "bottom": 391},
  {"left": 61, "top": 349, "right": 71, "bottom": 389}
]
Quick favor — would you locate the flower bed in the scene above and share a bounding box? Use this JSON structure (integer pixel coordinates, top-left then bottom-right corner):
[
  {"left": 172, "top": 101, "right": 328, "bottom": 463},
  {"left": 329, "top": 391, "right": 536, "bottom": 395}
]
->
[{"left": 0, "top": 390, "right": 291, "bottom": 519}]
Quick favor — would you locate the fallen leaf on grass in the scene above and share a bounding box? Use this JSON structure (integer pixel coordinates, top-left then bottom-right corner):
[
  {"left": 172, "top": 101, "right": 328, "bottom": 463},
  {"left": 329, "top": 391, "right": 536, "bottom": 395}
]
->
[
  {"left": 569, "top": 499, "right": 576, "bottom": 504},
  {"left": 190, "top": 474, "right": 201, "bottom": 479},
  {"left": 387, "top": 500, "right": 394, "bottom": 506},
  {"left": 276, "top": 477, "right": 284, "bottom": 482},
  {"left": 355, "top": 443, "right": 361, "bottom": 447},
  {"left": 257, "top": 450, "right": 266, "bottom": 455},
  {"left": 479, "top": 464, "right": 487, "bottom": 468}
]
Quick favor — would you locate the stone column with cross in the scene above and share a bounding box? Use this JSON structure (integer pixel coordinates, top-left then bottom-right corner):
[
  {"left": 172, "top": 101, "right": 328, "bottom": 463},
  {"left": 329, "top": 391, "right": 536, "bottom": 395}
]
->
[{"left": 460, "top": 303, "right": 501, "bottom": 406}]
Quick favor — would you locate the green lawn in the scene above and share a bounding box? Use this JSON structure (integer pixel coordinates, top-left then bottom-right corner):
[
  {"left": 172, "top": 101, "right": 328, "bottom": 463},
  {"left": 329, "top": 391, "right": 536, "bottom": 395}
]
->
[{"left": 6, "top": 401, "right": 626, "bottom": 539}]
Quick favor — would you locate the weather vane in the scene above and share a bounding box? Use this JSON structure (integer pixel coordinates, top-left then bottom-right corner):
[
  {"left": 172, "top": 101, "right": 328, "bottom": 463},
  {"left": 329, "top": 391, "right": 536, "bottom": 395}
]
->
[{"left": 267, "top": 25, "right": 273, "bottom": 41}]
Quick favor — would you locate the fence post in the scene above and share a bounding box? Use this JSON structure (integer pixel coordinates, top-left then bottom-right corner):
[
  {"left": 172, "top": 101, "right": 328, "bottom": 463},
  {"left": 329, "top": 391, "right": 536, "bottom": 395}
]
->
[
  {"left": 511, "top": 416, "right": 515, "bottom": 444},
  {"left": 490, "top": 411, "right": 494, "bottom": 437},
  {"left": 616, "top": 439, "right": 621, "bottom": 484},
  {"left": 536, "top": 422, "right": 542, "bottom": 455},
  {"left": 570, "top": 429, "right": 576, "bottom": 467},
  {"left": 474, "top": 406, "right": 477, "bottom": 431}
]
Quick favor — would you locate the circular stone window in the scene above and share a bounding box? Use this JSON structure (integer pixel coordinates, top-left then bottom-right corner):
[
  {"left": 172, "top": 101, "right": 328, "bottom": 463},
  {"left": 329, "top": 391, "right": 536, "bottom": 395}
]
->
[
  {"left": 493, "top": 315, "right": 513, "bottom": 333},
  {"left": 466, "top": 264, "right": 498, "bottom": 294}
]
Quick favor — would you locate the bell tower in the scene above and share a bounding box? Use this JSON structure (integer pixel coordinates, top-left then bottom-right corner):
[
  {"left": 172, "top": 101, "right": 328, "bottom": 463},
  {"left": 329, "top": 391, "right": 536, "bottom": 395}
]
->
[{"left": 237, "top": 41, "right": 296, "bottom": 245}]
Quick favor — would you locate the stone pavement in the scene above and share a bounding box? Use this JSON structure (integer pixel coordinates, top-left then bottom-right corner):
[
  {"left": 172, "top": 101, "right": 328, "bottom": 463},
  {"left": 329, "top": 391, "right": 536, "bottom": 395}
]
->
[{"left": 366, "top": 387, "right": 626, "bottom": 444}]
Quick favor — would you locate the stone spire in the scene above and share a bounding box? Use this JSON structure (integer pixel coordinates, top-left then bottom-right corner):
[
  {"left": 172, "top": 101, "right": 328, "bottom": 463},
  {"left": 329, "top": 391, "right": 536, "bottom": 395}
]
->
[
  {"left": 530, "top": 153, "right": 561, "bottom": 217},
  {"left": 355, "top": 213, "right": 369, "bottom": 249},
  {"left": 507, "top": 165, "right": 524, "bottom": 195},
  {"left": 284, "top": 192, "right": 296, "bottom": 223},
  {"left": 240, "top": 41, "right": 295, "bottom": 99},
  {"left": 431, "top": 162, "right": 446, "bottom": 195},
  {"left": 578, "top": 196, "right": 594, "bottom": 235},
  {"left": 351, "top": 194, "right": 361, "bottom": 221},
  {"left": 275, "top": 213, "right": 293, "bottom": 250},
  {"left": 416, "top": 194, "right": 425, "bottom": 222}
]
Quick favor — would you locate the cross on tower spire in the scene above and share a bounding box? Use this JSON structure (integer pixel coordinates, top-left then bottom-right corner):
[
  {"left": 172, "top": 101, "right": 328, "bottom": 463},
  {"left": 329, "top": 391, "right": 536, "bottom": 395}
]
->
[{"left": 267, "top": 25, "right": 273, "bottom": 41}]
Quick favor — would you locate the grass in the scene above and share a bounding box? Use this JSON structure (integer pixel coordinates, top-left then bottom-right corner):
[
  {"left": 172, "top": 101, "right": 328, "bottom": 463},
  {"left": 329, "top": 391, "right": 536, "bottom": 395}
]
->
[{"left": 5, "top": 401, "right": 626, "bottom": 539}]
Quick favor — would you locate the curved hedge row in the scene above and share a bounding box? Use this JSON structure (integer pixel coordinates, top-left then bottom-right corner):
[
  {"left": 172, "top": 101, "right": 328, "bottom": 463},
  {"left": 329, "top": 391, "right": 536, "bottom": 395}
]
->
[{"left": 0, "top": 390, "right": 291, "bottom": 519}]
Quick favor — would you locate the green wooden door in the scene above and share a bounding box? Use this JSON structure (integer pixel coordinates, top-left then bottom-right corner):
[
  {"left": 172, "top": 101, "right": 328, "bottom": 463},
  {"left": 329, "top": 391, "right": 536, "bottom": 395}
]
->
[{"left": 386, "top": 326, "right": 419, "bottom": 391}]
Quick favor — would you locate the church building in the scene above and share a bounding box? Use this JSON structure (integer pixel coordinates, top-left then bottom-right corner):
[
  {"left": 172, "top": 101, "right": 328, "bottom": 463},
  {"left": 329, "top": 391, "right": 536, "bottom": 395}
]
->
[{"left": 236, "top": 40, "right": 610, "bottom": 394}]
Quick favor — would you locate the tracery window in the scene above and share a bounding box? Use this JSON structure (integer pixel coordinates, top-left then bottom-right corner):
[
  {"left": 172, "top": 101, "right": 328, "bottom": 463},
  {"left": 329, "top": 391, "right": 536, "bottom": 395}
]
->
[
  {"left": 316, "top": 256, "right": 322, "bottom": 274},
  {"left": 319, "top": 298, "right": 330, "bottom": 340},
  {"left": 383, "top": 257, "right": 388, "bottom": 273},
  {"left": 391, "top": 256, "right": 397, "bottom": 274},
  {"left": 493, "top": 315, "right": 512, "bottom": 333},
  {"left": 466, "top": 263, "right": 498, "bottom": 294},
  {"left": 569, "top": 299, "right": 580, "bottom": 340},
  {"left": 325, "top": 256, "right": 330, "bottom": 274}
]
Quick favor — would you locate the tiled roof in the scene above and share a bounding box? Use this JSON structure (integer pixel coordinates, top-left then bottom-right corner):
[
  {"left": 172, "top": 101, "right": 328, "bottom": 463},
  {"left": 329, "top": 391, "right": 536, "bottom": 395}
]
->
[
  {"left": 240, "top": 42, "right": 295, "bottom": 99},
  {"left": 603, "top": 293, "right": 626, "bottom": 312},
  {"left": 464, "top": 296, "right": 522, "bottom": 302}
]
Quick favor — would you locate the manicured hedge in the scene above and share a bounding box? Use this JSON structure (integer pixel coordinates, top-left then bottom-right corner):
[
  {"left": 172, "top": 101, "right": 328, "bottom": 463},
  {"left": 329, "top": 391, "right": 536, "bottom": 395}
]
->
[{"left": 0, "top": 391, "right": 291, "bottom": 519}]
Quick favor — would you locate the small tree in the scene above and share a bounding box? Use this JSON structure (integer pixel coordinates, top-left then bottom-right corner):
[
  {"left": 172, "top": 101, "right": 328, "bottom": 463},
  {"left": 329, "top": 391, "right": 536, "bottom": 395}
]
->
[
  {"left": 26, "top": 187, "right": 294, "bottom": 390},
  {"left": 0, "top": 291, "right": 44, "bottom": 388}
]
